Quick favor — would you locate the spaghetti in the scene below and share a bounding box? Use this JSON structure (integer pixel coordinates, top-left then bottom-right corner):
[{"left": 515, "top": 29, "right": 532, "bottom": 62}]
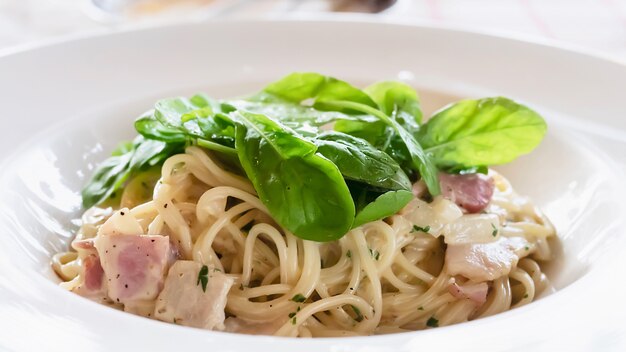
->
[{"left": 53, "top": 146, "right": 555, "bottom": 337}]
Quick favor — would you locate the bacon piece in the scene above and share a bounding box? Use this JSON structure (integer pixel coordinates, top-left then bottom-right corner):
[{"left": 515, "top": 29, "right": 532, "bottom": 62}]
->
[
  {"left": 83, "top": 254, "right": 105, "bottom": 292},
  {"left": 93, "top": 207, "right": 171, "bottom": 304},
  {"left": 95, "top": 234, "right": 171, "bottom": 304},
  {"left": 439, "top": 173, "right": 494, "bottom": 213},
  {"left": 154, "top": 261, "right": 234, "bottom": 330},
  {"left": 448, "top": 281, "right": 488, "bottom": 306},
  {"left": 445, "top": 236, "right": 530, "bottom": 282},
  {"left": 69, "top": 240, "right": 107, "bottom": 299}
]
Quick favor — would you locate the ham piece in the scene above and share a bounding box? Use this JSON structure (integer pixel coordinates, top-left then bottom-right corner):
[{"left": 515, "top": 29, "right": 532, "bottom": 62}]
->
[
  {"left": 445, "top": 236, "right": 530, "bottom": 282},
  {"left": 448, "top": 281, "right": 489, "bottom": 306},
  {"left": 94, "top": 208, "right": 171, "bottom": 304},
  {"left": 439, "top": 173, "right": 495, "bottom": 213},
  {"left": 154, "top": 260, "right": 234, "bottom": 330},
  {"left": 69, "top": 238, "right": 106, "bottom": 297},
  {"left": 95, "top": 234, "right": 171, "bottom": 304},
  {"left": 83, "top": 254, "right": 105, "bottom": 292}
]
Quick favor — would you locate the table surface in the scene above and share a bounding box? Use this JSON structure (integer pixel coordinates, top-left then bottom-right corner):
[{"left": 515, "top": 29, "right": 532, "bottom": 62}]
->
[{"left": 1, "top": 0, "right": 626, "bottom": 61}]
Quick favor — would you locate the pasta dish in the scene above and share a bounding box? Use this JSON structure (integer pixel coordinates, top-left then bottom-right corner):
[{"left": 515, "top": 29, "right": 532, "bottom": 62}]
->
[{"left": 52, "top": 73, "right": 556, "bottom": 337}]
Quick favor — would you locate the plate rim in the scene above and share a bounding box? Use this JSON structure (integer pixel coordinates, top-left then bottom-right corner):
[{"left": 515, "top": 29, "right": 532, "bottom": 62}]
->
[{"left": 1, "top": 17, "right": 625, "bottom": 352}]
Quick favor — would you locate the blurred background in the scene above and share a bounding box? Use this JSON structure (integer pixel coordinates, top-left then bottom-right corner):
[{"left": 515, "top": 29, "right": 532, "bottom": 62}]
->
[{"left": 1, "top": 0, "right": 625, "bottom": 60}]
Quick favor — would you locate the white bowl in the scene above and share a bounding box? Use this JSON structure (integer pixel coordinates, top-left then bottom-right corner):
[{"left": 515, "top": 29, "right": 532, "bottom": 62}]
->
[{"left": 0, "top": 19, "right": 625, "bottom": 351}]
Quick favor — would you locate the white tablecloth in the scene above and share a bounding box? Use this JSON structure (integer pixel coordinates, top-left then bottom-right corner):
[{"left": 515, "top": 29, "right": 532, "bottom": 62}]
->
[{"left": 1, "top": 0, "right": 626, "bottom": 61}]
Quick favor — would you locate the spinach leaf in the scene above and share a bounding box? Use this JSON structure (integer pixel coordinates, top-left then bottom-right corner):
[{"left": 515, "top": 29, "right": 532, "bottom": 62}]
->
[
  {"left": 81, "top": 150, "right": 133, "bottom": 209},
  {"left": 232, "top": 110, "right": 355, "bottom": 242},
  {"left": 82, "top": 136, "right": 184, "bottom": 208},
  {"left": 260, "top": 72, "right": 440, "bottom": 195},
  {"left": 111, "top": 140, "right": 133, "bottom": 156},
  {"left": 334, "top": 119, "right": 391, "bottom": 149},
  {"left": 154, "top": 95, "right": 216, "bottom": 128},
  {"left": 329, "top": 101, "right": 440, "bottom": 195},
  {"left": 263, "top": 72, "right": 378, "bottom": 113},
  {"left": 154, "top": 95, "right": 233, "bottom": 140},
  {"left": 333, "top": 116, "right": 418, "bottom": 179},
  {"left": 135, "top": 97, "right": 238, "bottom": 157},
  {"left": 129, "top": 137, "right": 181, "bottom": 170},
  {"left": 232, "top": 96, "right": 372, "bottom": 129},
  {"left": 135, "top": 113, "right": 189, "bottom": 143},
  {"left": 192, "top": 113, "right": 237, "bottom": 150},
  {"left": 445, "top": 165, "right": 489, "bottom": 175},
  {"left": 84, "top": 74, "right": 549, "bottom": 245},
  {"left": 336, "top": 81, "right": 425, "bottom": 178},
  {"left": 364, "top": 81, "right": 422, "bottom": 130},
  {"left": 349, "top": 184, "right": 413, "bottom": 228},
  {"left": 417, "top": 97, "right": 547, "bottom": 168},
  {"left": 313, "top": 131, "right": 411, "bottom": 191}
]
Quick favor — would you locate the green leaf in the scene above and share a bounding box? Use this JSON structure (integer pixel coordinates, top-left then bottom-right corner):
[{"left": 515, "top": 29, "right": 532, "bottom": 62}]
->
[
  {"left": 81, "top": 136, "right": 184, "bottom": 208},
  {"left": 364, "top": 81, "right": 422, "bottom": 128},
  {"left": 111, "top": 141, "right": 133, "bottom": 156},
  {"left": 313, "top": 131, "right": 411, "bottom": 191},
  {"left": 154, "top": 95, "right": 214, "bottom": 128},
  {"left": 154, "top": 95, "right": 233, "bottom": 140},
  {"left": 128, "top": 138, "right": 177, "bottom": 170},
  {"left": 363, "top": 82, "right": 422, "bottom": 175},
  {"left": 191, "top": 114, "right": 236, "bottom": 149},
  {"left": 328, "top": 101, "right": 440, "bottom": 195},
  {"left": 81, "top": 151, "right": 133, "bottom": 209},
  {"left": 260, "top": 72, "right": 440, "bottom": 196},
  {"left": 426, "top": 317, "right": 439, "bottom": 328},
  {"left": 263, "top": 72, "right": 378, "bottom": 112},
  {"left": 418, "top": 97, "right": 547, "bottom": 168},
  {"left": 291, "top": 293, "right": 306, "bottom": 302},
  {"left": 443, "top": 165, "right": 489, "bottom": 175},
  {"left": 412, "top": 225, "right": 431, "bottom": 233},
  {"left": 232, "top": 97, "right": 371, "bottom": 130},
  {"left": 352, "top": 190, "right": 413, "bottom": 228},
  {"left": 391, "top": 122, "right": 440, "bottom": 194},
  {"left": 135, "top": 98, "right": 238, "bottom": 157},
  {"left": 233, "top": 110, "right": 355, "bottom": 242},
  {"left": 197, "top": 265, "right": 209, "bottom": 292},
  {"left": 135, "top": 113, "right": 188, "bottom": 143},
  {"left": 334, "top": 119, "right": 391, "bottom": 149},
  {"left": 350, "top": 305, "right": 364, "bottom": 322}
]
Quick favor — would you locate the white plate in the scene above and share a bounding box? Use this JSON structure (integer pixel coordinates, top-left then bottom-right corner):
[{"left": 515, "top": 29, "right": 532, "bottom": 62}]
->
[{"left": 0, "top": 19, "right": 625, "bottom": 352}]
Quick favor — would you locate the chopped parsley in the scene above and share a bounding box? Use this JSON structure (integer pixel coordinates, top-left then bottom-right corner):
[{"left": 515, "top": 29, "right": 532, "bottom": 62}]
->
[
  {"left": 412, "top": 225, "right": 431, "bottom": 233},
  {"left": 369, "top": 248, "right": 380, "bottom": 261},
  {"left": 491, "top": 223, "right": 498, "bottom": 237},
  {"left": 346, "top": 250, "right": 352, "bottom": 258},
  {"left": 524, "top": 246, "right": 530, "bottom": 251},
  {"left": 292, "top": 293, "right": 306, "bottom": 303},
  {"left": 418, "top": 306, "right": 424, "bottom": 311},
  {"left": 288, "top": 312, "right": 296, "bottom": 318},
  {"left": 291, "top": 316, "right": 297, "bottom": 325},
  {"left": 523, "top": 293, "right": 529, "bottom": 299},
  {"left": 197, "top": 265, "right": 209, "bottom": 292},
  {"left": 350, "top": 305, "right": 364, "bottom": 322},
  {"left": 426, "top": 317, "right": 439, "bottom": 328}
]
